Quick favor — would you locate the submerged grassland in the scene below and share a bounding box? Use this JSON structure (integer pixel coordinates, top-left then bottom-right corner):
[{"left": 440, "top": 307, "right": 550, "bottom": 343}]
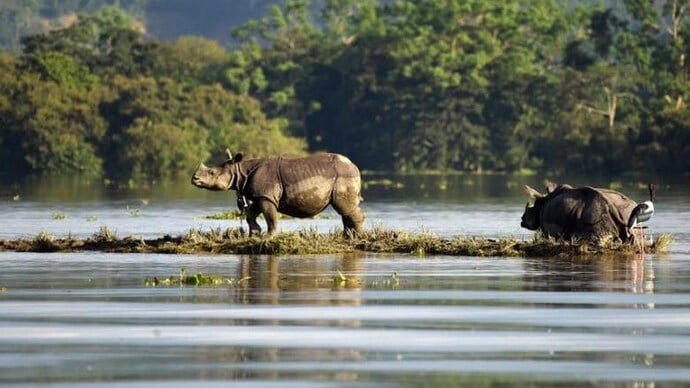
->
[{"left": 0, "top": 226, "right": 672, "bottom": 258}]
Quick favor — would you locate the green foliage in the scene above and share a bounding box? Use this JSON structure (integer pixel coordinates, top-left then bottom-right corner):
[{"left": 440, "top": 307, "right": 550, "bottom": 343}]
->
[
  {"left": 0, "top": 67, "right": 107, "bottom": 175},
  {"left": 146, "top": 36, "right": 229, "bottom": 85},
  {"left": 0, "top": 6, "right": 305, "bottom": 179},
  {"left": 31, "top": 51, "right": 100, "bottom": 86},
  {"left": 2, "top": 1, "right": 690, "bottom": 178}
]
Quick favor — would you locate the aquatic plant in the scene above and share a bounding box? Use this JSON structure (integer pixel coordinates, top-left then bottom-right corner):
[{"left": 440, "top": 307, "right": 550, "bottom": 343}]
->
[
  {"left": 93, "top": 226, "right": 117, "bottom": 243},
  {"left": 126, "top": 206, "right": 141, "bottom": 217},
  {"left": 32, "top": 232, "right": 59, "bottom": 252},
  {"left": 203, "top": 210, "right": 244, "bottom": 220},
  {"left": 362, "top": 179, "right": 404, "bottom": 189},
  {"left": 145, "top": 268, "right": 235, "bottom": 287},
  {"left": 650, "top": 233, "right": 673, "bottom": 253},
  {"left": 52, "top": 212, "right": 67, "bottom": 220}
]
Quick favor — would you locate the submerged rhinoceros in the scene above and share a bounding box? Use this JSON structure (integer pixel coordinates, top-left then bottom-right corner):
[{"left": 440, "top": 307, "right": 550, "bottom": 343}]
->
[
  {"left": 191, "top": 149, "right": 365, "bottom": 237},
  {"left": 520, "top": 182, "right": 638, "bottom": 242}
]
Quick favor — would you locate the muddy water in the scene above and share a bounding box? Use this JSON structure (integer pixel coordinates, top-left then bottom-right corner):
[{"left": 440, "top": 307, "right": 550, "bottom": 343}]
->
[{"left": 0, "top": 175, "right": 689, "bottom": 386}]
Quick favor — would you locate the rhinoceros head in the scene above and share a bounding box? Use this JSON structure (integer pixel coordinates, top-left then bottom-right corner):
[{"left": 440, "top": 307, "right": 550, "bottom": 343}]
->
[
  {"left": 191, "top": 149, "right": 243, "bottom": 191},
  {"left": 520, "top": 185, "right": 544, "bottom": 230}
]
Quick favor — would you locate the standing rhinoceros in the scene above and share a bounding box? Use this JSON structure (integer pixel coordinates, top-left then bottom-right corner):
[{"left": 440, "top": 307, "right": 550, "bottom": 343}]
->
[
  {"left": 192, "top": 149, "right": 365, "bottom": 237},
  {"left": 520, "top": 183, "right": 638, "bottom": 242}
]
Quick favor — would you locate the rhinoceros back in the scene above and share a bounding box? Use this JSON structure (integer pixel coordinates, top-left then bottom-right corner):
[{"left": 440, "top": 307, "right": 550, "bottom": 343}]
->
[
  {"left": 246, "top": 153, "right": 360, "bottom": 218},
  {"left": 540, "top": 186, "right": 636, "bottom": 240}
]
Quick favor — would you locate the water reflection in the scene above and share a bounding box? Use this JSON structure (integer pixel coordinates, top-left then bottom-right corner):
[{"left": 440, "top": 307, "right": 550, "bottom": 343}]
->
[
  {"left": 1, "top": 173, "right": 689, "bottom": 385},
  {"left": 234, "top": 253, "right": 365, "bottom": 306},
  {"left": 523, "top": 257, "right": 656, "bottom": 297}
]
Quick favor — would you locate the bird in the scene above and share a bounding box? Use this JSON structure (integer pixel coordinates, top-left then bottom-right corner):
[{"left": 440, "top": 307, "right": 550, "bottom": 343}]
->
[{"left": 628, "top": 184, "right": 656, "bottom": 230}]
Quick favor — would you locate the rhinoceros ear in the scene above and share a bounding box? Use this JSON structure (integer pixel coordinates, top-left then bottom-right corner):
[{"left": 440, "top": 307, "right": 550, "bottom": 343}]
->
[
  {"left": 523, "top": 185, "right": 543, "bottom": 200},
  {"left": 233, "top": 153, "right": 243, "bottom": 163},
  {"left": 545, "top": 181, "right": 558, "bottom": 194},
  {"left": 225, "top": 148, "right": 233, "bottom": 161}
]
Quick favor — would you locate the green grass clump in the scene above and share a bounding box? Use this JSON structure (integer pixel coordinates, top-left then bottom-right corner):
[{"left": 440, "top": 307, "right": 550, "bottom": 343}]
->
[
  {"left": 362, "top": 179, "right": 404, "bottom": 189},
  {"left": 52, "top": 212, "right": 67, "bottom": 220},
  {"left": 93, "top": 226, "right": 117, "bottom": 243},
  {"left": 126, "top": 206, "right": 141, "bottom": 217},
  {"left": 33, "top": 232, "right": 60, "bottom": 252},
  {"left": 145, "top": 268, "right": 236, "bottom": 287},
  {"left": 203, "top": 210, "right": 244, "bottom": 220},
  {"left": 650, "top": 233, "right": 673, "bottom": 252}
]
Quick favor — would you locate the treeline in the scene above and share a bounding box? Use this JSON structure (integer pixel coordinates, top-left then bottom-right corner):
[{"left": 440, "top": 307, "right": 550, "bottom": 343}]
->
[
  {"left": 0, "top": 0, "right": 286, "bottom": 52},
  {"left": 0, "top": 7, "right": 305, "bottom": 179},
  {"left": 1, "top": 1, "right": 690, "bottom": 179}
]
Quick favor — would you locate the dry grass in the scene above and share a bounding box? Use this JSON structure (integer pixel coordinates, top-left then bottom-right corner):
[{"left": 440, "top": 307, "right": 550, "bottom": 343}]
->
[{"left": 0, "top": 227, "right": 673, "bottom": 258}]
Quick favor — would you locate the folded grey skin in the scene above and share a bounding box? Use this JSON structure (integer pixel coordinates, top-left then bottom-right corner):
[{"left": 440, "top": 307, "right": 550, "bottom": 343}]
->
[
  {"left": 521, "top": 182, "right": 638, "bottom": 243},
  {"left": 192, "top": 149, "right": 366, "bottom": 237}
]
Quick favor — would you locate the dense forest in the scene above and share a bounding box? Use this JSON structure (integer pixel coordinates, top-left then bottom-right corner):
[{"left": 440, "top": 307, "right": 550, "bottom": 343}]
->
[{"left": 1, "top": 0, "right": 690, "bottom": 179}]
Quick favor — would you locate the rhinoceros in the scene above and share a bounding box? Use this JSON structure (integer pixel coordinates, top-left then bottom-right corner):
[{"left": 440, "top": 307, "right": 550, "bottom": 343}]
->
[
  {"left": 520, "top": 183, "right": 638, "bottom": 242},
  {"left": 191, "top": 149, "right": 366, "bottom": 237}
]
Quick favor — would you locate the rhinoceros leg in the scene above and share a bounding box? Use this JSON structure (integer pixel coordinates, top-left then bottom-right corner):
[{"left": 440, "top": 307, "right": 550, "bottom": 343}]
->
[
  {"left": 245, "top": 204, "right": 262, "bottom": 237},
  {"left": 257, "top": 199, "right": 279, "bottom": 237},
  {"left": 331, "top": 177, "right": 365, "bottom": 237}
]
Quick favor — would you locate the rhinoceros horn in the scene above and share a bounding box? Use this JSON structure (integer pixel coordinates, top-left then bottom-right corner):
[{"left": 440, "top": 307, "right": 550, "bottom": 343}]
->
[
  {"left": 225, "top": 148, "right": 233, "bottom": 161},
  {"left": 545, "top": 181, "right": 558, "bottom": 194},
  {"left": 523, "top": 185, "right": 543, "bottom": 200},
  {"left": 199, "top": 162, "right": 207, "bottom": 169}
]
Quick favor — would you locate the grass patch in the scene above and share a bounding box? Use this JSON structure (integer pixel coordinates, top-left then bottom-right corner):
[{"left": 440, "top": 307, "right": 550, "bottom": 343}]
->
[
  {"left": 145, "top": 268, "right": 238, "bottom": 287},
  {"left": 362, "top": 178, "right": 404, "bottom": 189},
  {"left": 126, "top": 206, "right": 141, "bottom": 217},
  {"left": 0, "top": 227, "right": 673, "bottom": 258},
  {"left": 203, "top": 210, "right": 244, "bottom": 220}
]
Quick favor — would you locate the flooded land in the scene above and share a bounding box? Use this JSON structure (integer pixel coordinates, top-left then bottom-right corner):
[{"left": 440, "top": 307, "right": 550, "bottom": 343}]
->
[{"left": 1, "top": 175, "right": 689, "bottom": 386}]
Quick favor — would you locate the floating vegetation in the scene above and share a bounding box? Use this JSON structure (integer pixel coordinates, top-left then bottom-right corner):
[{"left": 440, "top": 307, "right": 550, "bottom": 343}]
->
[
  {"left": 651, "top": 233, "right": 673, "bottom": 253},
  {"left": 363, "top": 179, "right": 404, "bottom": 189},
  {"left": 86, "top": 215, "right": 98, "bottom": 222},
  {"left": 31, "top": 232, "right": 60, "bottom": 252},
  {"left": 93, "top": 226, "right": 117, "bottom": 243},
  {"left": 0, "top": 227, "right": 672, "bottom": 258},
  {"left": 126, "top": 206, "right": 141, "bottom": 217},
  {"left": 203, "top": 210, "right": 244, "bottom": 220},
  {"left": 52, "top": 212, "right": 67, "bottom": 220},
  {"left": 145, "top": 268, "right": 235, "bottom": 287},
  {"left": 333, "top": 269, "right": 360, "bottom": 287},
  {"left": 609, "top": 181, "right": 624, "bottom": 190}
]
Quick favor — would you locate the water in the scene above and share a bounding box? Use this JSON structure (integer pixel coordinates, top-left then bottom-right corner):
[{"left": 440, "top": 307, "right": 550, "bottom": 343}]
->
[{"left": 1, "top": 175, "right": 689, "bottom": 386}]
